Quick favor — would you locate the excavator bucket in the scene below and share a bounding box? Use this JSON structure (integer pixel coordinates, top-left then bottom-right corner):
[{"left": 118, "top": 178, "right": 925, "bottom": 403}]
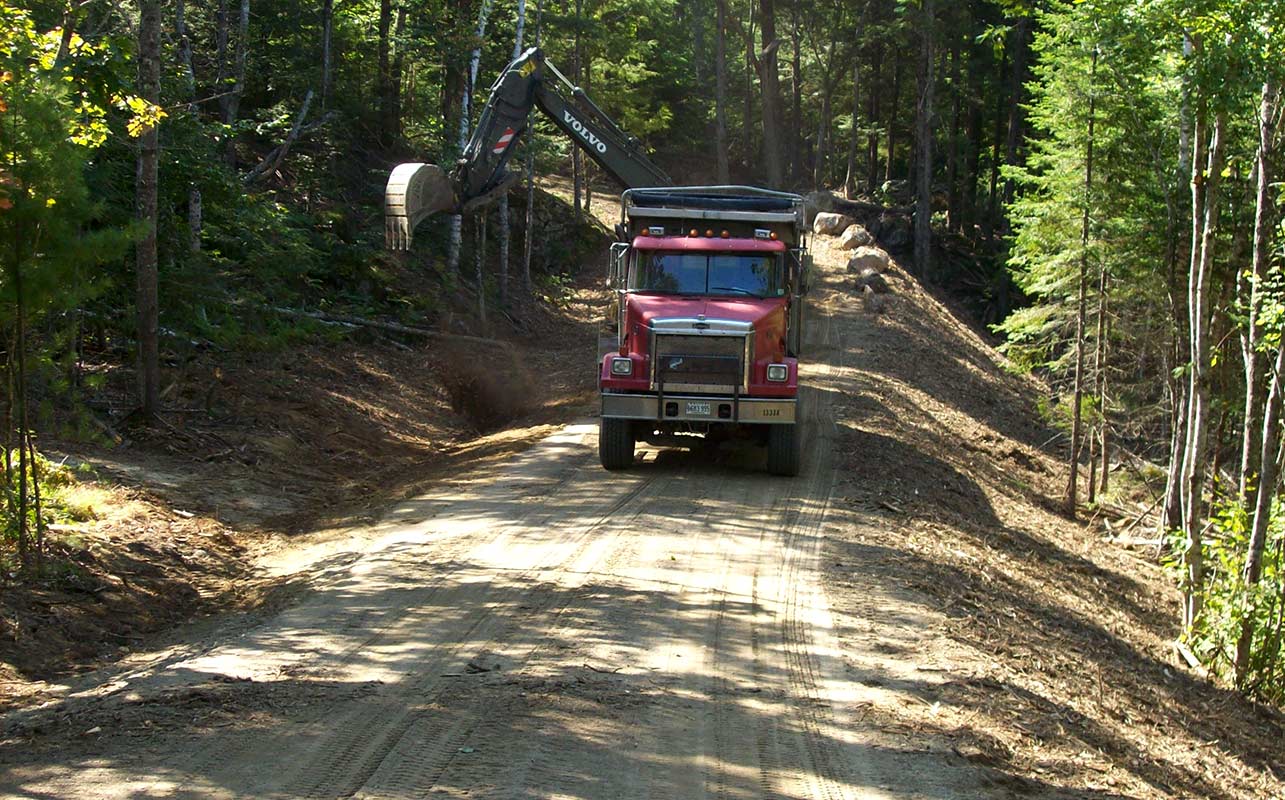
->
[{"left": 384, "top": 163, "right": 456, "bottom": 250}]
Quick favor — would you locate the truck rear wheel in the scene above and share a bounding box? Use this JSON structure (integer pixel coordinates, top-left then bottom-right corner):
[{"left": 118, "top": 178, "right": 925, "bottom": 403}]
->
[
  {"left": 599, "top": 418, "right": 635, "bottom": 470},
  {"left": 766, "top": 423, "right": 801, "bottom": 477}
]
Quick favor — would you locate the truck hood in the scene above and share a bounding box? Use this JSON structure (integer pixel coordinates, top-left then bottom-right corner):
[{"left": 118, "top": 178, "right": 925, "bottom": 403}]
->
[{"left": 626, "top": 294, "right": 785, "bottom": 329}]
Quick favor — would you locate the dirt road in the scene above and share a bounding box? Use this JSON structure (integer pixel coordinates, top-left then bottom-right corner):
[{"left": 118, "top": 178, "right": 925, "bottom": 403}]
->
[{"left": 1, "top": 256, "right": 987, "bottom": 799}]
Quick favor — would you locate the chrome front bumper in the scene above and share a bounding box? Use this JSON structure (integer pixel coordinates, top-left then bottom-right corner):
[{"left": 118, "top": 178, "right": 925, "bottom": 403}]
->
[{"left": 601, "top": 392, "right": 796, "bottom": 424}]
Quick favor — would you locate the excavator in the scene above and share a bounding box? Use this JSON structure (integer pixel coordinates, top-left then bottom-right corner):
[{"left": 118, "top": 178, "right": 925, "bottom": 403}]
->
[{"left": 384, "top": 46, "right": 672, "bottom": 248}]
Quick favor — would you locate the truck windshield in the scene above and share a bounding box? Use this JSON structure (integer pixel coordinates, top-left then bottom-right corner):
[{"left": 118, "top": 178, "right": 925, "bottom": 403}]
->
[{"left": 630, "top": 252, "right": 784, "bottom": 297}]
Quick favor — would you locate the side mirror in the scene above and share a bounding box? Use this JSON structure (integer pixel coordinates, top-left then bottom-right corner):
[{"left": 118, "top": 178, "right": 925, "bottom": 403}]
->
[{"left": 607, "top": 242, "right": 629, "bottom": 289}]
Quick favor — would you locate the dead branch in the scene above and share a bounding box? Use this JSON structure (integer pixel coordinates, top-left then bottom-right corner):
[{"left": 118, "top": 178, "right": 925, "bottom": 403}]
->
[
  {"left": 831, "top": 197, "right": 914, "bottom": 216},
  {"left": 243, "top": 92, "right": 336, "bottom": 185},
  {"left": 582, "top": 662, "right": 624, "bottom": 674}
]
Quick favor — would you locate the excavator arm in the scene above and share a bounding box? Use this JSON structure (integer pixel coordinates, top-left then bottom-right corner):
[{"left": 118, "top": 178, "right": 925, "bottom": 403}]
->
[{"left": 385, "top": 47, "right": 671, "bottom": 249}]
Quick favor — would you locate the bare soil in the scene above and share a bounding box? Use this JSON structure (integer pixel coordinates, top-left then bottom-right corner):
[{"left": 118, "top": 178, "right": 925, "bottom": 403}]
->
[
  {"left": 807, "top": 232, "right": 1285, "bottom": 798},
  {"left": 0, "top": 198, "right": 1282, "bottom": 799},
  {"left": 1, "top": 178, "right": 616, "bottom": 699}
]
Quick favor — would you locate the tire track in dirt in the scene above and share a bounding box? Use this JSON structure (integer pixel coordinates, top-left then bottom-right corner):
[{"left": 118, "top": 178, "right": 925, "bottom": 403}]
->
[
  {"left": 338, "top": 469, "right": 694, "bottom": 799},
  {"left": 284, "top": 468, "right": 690, "bottom": 799},
  {"left": 2, "top": 245, "right": 990, "bottom": 800}
]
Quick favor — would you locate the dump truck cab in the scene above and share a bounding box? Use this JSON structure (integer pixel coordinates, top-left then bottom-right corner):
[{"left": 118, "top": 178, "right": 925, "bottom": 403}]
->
[{"left": 599, "top": 187, "right": 812, "bottom": 476}]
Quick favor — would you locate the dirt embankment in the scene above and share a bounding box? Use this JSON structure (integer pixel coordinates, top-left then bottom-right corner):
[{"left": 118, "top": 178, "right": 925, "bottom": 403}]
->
[
  {"left": 810, "top": 231, "right": 1284, "bottom": 798},
  {"left": 1, "top": 180, "right": 617, "bottom": 700}
]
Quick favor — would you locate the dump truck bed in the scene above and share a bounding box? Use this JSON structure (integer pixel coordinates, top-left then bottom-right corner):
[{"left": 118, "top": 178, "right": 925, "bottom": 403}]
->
[{"left": 621, "top": 186, "right": 806, "bottom": 246}]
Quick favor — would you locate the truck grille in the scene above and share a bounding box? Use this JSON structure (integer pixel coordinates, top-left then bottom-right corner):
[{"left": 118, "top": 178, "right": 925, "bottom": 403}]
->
[{"left": 653, "top": 334, "right": 748, "bottom": 391}]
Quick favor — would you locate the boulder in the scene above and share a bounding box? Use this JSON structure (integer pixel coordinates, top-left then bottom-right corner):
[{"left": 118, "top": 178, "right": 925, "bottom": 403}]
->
[
  {"left": 836, "top": 224, "right": 874, "bottom": 250},
  {"left": 803, "top": 190, "right": 838, "bottom": 226},
  {"left": 854, "top": 267, "right": 890, "bottom": 294},
  {"left": 813, "top": 211, "right": 855, "bottom": 236},
  {"left": 846, "top": 246, "right": 891, "bottom": 275},
  {"left": 877, "top": 213, "right": 912, "bottom": 249}
]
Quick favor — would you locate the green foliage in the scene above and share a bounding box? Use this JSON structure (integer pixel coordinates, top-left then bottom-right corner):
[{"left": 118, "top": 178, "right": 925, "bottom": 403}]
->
[
  {"left": 1036, "top": 387, "right": 1100, "bottom": 435},
  {"left": 0, "top": 3, "right": 131, "bottom": 323},
  {"left": 0, "top": 448, "right": 80, "bottom": 558},
  {"left": 998, "top": 0, "right": 1186, "bottom": 449},
  {"left": 1166, "top": 497, "right": 1285, "bottom": 703}
]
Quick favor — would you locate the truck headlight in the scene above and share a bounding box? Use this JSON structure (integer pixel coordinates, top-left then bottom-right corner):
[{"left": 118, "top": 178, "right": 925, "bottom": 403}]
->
[
  {"left": 766, "top": 363, "right": 789, "bottom": 382},
  {"left": 611, "top": 357, "right": 633, "bottom": 376}
]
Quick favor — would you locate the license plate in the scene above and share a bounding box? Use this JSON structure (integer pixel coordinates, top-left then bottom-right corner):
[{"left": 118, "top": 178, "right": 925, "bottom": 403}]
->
[{"left": 685, "top": 401, "right": 712, "bottom": 416}]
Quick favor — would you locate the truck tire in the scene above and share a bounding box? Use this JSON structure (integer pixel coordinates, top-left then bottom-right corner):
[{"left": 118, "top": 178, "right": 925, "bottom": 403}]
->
[
  {"left": 767, "top": 423, "right": 801, "bottom": 477},
  {"left": 599, "top": 418, "right": 635, "bottom": 470}
]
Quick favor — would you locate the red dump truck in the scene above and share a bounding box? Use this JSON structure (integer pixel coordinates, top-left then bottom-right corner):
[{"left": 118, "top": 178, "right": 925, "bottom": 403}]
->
[
  {"left": 383, "top": 49, "right": 812, "bottom": 475},
  {"left": 598, "top": 187, "right": 812, "bottom": 476}
]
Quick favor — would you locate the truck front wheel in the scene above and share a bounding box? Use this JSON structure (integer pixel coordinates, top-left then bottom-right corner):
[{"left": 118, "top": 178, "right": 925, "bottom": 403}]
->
[
  {"left": 766, "top": 423, "right": 801, "bottom": 477},
  {"left": 599, "top": 418, "right": 636, "bottom": 470}
]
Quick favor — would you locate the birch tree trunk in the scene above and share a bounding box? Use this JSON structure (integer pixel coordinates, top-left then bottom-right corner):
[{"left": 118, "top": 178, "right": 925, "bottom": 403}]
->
[
  {"left": 497, "top": 0, "right": 527, "bottom": 308},
  {"left": 1180, "top": 99, "right": 1226, "bottom": 632},
  {"left": 1161, "top": 37, "right": 1196, "bottom": 537},
  {"left": 583, "top": 54, "right": 594, "bottom": 213},
  {"left": 1239, "top": 81, "right": 1280, "bottom": 506},
  {"left": 222, "top": 0, "right": 250, "bottom": 166},
  {"left": 175, "top": 0, "right": 196, "bottom": 96},
  {"left": 215, "top": 0, "right": 230, "bottom": 108},
  {"left": 572, "top": 0, "right": 583, "bottom": 218},
  {"left": 913, "top": 0, "right": 935, "bottom": 279},
  {"left": 1237, "top": 341, "right": 1285, "bottom": 682},
  {"left": 448, "top": 0, "right": 494, "bottom": 282},
  {"left": 523, "top": 0, "right": 544, "bottom": 297},
  {"left": 1233, "top": 78, "right": 1282, "bottom": 683},
  {"left": 136, "top": 0, "right": 161, "bottom": 418}
]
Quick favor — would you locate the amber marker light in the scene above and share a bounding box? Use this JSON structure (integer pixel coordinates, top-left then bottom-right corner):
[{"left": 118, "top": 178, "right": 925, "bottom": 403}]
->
[
  {"left": 720, "top": 230, "right": 730, "bottom": 238},
  {"left": 689, "top": 228, "right": 698, "bottom": 237},
  {"left": 769, "top": 231, "right": 778, "bottom": 240},
  {"left": 705, "top": 229, "right": 714, "bottom": 237}
]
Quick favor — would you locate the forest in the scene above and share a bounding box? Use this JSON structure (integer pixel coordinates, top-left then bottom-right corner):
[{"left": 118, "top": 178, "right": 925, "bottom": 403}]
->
[{"left": 2, "top": 0, "right": 1284, "bottom": 713}]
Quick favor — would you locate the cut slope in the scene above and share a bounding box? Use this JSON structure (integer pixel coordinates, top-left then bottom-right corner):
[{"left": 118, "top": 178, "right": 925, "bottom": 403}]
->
[
  {"left": 1, "top": 180, "right": 613, "bottom": 695},
  {"left": 814, "top": 233, "right": 1285, "bottom": 798}
]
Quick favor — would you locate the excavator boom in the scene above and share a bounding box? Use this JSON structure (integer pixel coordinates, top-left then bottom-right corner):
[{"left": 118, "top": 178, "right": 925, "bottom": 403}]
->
[{"left": 385, "top": 47, "right": 671, "bottom": 249}]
